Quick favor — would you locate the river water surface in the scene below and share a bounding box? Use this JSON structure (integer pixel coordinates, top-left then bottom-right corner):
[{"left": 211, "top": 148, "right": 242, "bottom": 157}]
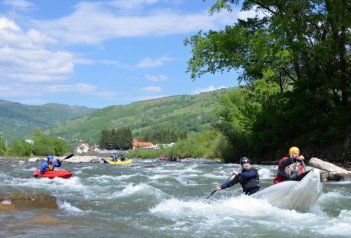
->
[{"left": 0, "top": 158, "right": 350, "bottom": 238}]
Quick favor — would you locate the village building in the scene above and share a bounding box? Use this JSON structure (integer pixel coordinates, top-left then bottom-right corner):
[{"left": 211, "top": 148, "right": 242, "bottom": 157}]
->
[
  {"left": 74, "top": 143, "right": 90, "bottom": 153},
  {"left": 132, "top": 140, "right": 157, "bottom": 150}
]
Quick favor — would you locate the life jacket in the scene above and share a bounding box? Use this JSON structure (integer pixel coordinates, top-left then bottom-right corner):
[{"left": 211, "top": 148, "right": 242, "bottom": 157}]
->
[
  {"left": 45, "top": 163, "right": 55, "bottom": 171},
  {"left": 273, "top": 156, "right": 304, "bottom": 184}
]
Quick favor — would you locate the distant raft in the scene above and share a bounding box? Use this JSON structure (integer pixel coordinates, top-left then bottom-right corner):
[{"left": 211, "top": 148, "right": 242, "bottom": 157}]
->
[
  {"left": 251, "top": 169, "right": 321, "bottom": 211},
  {"left": 33, "top": 170, "right": 73, "bottom": 179},
  {"left": 102, "top": 159, "right": 133, "bottom": 165}
]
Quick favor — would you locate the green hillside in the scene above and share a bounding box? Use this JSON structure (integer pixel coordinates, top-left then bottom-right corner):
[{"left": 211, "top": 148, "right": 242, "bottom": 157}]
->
[
  {"left": 46, "top": 89, "right": 230, "bottom": 144},
  {"left": 0, "top": 100, "right": 96, "bottom": 142}
]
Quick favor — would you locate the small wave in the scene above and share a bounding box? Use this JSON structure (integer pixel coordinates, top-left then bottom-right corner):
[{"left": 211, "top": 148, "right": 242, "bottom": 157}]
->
[
  {"left": 58, "top": 200, "right": 83, "bottom": 213},
  {"left": 313, "top": 210, "right": 351, "bottom": 237},
  {"left": 150, "top": 196, "right": 316, "bottom": 222},
  {"left": 111, "top": 183, "right": 166, "bottom": 199},
  {"left": 1, "top": 199, "right": 12, "bottom": 205},
  {"left": 258, "top": 168, "right": 273, "bottom": 179}
]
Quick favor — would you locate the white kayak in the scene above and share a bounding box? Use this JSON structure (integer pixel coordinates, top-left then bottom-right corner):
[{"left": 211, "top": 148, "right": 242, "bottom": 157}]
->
[{"left": 252, "top": 169, "right": 321, "bottom": 211}]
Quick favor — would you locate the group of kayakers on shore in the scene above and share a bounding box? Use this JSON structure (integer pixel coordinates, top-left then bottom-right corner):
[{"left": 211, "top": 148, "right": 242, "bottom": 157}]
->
[
  {"left": 214, "top": 146, "right": 308, "bottom": 195},
  {"left": 38, "top": 146, "right": 307, "bottom": 197}
]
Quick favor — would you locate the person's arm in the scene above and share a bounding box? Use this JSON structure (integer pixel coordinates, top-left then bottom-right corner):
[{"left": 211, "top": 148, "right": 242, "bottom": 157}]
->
[
  {"left": 39, "top": 162, "right": 48, "bottom": 173},
  {"left": 279, "top": 157, "right": 293, "bottom": 168},
  {"left": 220, "top": 176, "right": 239, "bottom": 189},
  {"left": 53, "top": 160, "right": 61, "bottom": 167}
]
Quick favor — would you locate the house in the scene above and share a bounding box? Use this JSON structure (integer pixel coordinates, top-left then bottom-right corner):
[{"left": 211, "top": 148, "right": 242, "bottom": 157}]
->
[
  {"left": 132, "top": 140, "right": 157, "bottom": 150},
  {"left": 74, "top": 143, "right": 90, "bottom": 153},
  {"left": 90, "top": 144, "right": 100, "bottom": 152}
]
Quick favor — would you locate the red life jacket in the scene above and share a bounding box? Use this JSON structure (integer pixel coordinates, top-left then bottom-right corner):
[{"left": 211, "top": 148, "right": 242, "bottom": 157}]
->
[{"left": 273, "top": 156, "right": 304, "bottom": 184}]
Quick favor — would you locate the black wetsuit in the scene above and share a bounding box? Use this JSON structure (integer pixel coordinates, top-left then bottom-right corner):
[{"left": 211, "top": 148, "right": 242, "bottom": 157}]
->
[{"left": 220, "top": 168, "right": 260, "bottom": 195}]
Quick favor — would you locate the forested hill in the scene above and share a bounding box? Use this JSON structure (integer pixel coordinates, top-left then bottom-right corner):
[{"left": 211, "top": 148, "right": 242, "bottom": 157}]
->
[
  {"left": 0, "top": 100, "right": 96, "bottom": 142},
  {"left": 45, "top": 89, "right": 230, "bottom": 144}
]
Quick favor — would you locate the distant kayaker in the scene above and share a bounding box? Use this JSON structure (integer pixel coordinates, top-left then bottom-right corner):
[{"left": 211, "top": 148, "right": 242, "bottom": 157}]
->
[
  {"left": 169, "top": 154, "right": 178, "bottom": 161},
  {"left": 274, "top": 146, "right": 306, "bottom": 184},
  {"left": 39, "top": 155, "right": 61, "bottom": 174},
  {"left": 112, "top": 154, "right": 118, "bottom": 161},
  {"left": 215, "top": 157, "right": 260, "bottom": 195},
  {"left": 120, "top": 154, "right": 126, "bottom": 161}
]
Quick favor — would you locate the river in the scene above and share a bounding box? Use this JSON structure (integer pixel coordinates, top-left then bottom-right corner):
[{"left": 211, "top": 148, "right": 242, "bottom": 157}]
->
[{"left": 0, "top": 158, "right": 350, "bottom": 238}]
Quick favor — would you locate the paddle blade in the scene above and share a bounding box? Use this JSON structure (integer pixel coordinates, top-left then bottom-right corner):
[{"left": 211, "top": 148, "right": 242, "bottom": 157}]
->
[
  {"left": 206, "top": 190, "right": 217, "bottom": 199},
  {"left": 62, "top": 153, "right": 74, "bottom": 161}
]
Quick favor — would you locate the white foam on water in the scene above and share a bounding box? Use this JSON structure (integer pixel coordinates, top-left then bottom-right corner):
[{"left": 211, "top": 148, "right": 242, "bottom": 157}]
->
[
  {"left": 1, "top": 199, "right": 12, "bottom": 205},
  {"left": 20, "top": 167, "right": 38, "bottom": 172},
  {"left": 149, "top": 174, "right": 168, "bottom": 180},
  {"left": 150, "top": 195, "right": 316, "bottom": 222},
  {"left": 88, "top": 174, "right": 137, "bottom": 183},
  {"left": 258, "top": 168, "right": 273, "bottom": 179},
  {"left": 318, "top": 190, "right": 348, "bottom": 203},
  {"left": 58, "top": 200, "right": 84, "bottom": 213},
  {"left": 312, "top": 210, "right": 351, "bottom": 237},
  {"left": 5, "top": 176, "right": 87, "bottom": 194},
  {"left": 111, "top": 183, "right": 166, "bottom": 199}
]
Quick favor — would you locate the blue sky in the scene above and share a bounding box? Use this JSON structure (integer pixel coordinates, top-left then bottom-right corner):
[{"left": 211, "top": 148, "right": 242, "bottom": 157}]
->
[{"left": 0, "top": 0, "right": 255, "bottom": 108}]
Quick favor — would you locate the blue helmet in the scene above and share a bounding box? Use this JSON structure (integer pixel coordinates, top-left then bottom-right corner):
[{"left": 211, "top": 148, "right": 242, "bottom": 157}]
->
[{"left": 47, "top": 154, "right": 54, "bottom": 160}]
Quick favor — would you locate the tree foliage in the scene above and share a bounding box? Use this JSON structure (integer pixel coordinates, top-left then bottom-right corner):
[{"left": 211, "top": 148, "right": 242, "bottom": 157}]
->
[
  {"left": 135, "top": 129, "right": 187, "bottom": 144},
  {"left": 8, "top": 140, "right": 32, "bottom": 157},
  {"left": 186, "top": 0, "right": 351, "bottom": 159},
  {"left": 0, "top": 134, "right": 7, "bottom": 155},
  {"left": 31, "top": 129, "right": 70, "bottom": 156},
  {"left": 99, "top": 127, "right": 133, "bottom": 150}
]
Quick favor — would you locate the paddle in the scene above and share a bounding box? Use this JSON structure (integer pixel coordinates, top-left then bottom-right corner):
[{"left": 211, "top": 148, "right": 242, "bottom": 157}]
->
[
  {"left": 301, "top": 159, "right": 307, "bottom": 171},
  {"left": 59, "top": 153, "right": 74, "bottom": 162},
  {"left": 206, "top": 173, "right": 235, "bottom": 199}
]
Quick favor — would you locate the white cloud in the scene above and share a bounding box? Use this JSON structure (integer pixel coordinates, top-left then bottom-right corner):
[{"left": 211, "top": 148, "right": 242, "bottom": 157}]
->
[
  {"left": 237, "top": 6, "right": 267, "bottom": 21},
  {"left": 2, "top": 0, "right": 35, "bottom": 10},
  {"left": 107, "top": 0, "right": 159, "bottom": 10},
  {"left": 74, "top": 57, "right": 121, "bottom": 66},
  {"left": 32, "top": 2, "right": 236, "bottom": 45},
  {"left": 136, "top": 57, "right": 173, "bottom": 68},
  {"left": 47, "top": 83, "right": 97, "bottom": 93},
  {"left": 141, "top": 86, "right": 162, "bottom": 92},
  {"left": 145, "top": 74, "right": 169, "bottom": 82},
  {"left": 192, "top": 85, "right": 227, "bottom": 95},
  {"left": 0, "top": 17, "right": 74, "bottom": 82}
]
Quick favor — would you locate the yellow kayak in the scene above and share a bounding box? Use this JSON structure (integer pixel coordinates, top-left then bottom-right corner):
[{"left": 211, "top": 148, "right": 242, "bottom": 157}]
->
[{"left": 103, "top": 159, "right": 133, "bottom": 165}]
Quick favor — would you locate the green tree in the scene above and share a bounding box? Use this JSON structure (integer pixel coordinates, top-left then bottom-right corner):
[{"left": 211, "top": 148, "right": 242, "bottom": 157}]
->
[
  {"left": 31, "top": 129, "right": 70, "bottom": 156},
  {"left": 116, "top": 127, "right": 133, "bottom": 150},
  {"left": 8, "top": 139, "right": 32, "bottom": 157},
  {"left": 99, "top": 129, "right": 110, "bottom": 150},
  {"left": 0, "top": 134, "right": 7, "bottom": 155},
  {"left": 186, "top": 0, "right": 351, "bottom": 157}
]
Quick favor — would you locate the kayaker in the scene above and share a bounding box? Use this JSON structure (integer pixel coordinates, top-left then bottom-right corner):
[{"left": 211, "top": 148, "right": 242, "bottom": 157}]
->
[
  {"left": 120, "top": 154, "right": 126, "bottom": 161},
  {"left": 215, "top": 157, "right": 260, "bottom": 195},
  {"left": 169, "top": 154, "right": 177, "bottom": 161},
  {"left": 39, "top": 154, "right": 61, "bottom": 174},
  {"left": 159, "top": 155, "right": 167, "bottom": 161},
  {"left": 112, "top": 154, "right": 118, "bottom": 161},
  {"left": 274, "top": 146, "right": 306, "bottom": 184}
]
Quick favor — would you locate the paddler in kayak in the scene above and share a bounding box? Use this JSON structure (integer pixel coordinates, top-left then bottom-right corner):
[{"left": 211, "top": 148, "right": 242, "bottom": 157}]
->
[
  {"left": 39, "top": 154, "right": 61, "bottom": 174},
  {"left": 214, "top": 157, "right": 260, "bottom": 195},
  {"left": 112, "top": 153, "right": 119, "bottom": 162},
  {"left": 274, "top": 146, "right": 307, "bottom": 184}
]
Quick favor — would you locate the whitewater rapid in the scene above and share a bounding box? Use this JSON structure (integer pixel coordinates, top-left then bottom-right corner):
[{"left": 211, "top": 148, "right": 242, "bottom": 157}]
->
[{"left": 0, "top": 158, "right": 350, "bottom": 238}]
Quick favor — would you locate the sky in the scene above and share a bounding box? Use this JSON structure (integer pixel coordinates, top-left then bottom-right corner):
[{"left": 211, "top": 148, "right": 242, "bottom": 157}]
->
[{"left": 0, "top": 0, "right": 254, "bottom": 108}]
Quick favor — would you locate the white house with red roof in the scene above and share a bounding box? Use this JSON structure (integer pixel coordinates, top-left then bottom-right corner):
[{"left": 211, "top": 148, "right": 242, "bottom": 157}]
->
[{"left": 74, "top": 143, "right": 90, "bottom": 153}]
